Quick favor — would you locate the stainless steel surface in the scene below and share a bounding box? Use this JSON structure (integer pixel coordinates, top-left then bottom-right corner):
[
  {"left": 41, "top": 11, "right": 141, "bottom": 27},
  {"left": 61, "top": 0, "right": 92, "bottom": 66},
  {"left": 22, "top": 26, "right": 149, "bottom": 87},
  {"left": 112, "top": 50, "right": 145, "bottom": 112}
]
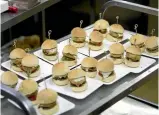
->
[
  {"left": 1, "top": 84, "right": 37, "bottom": 115},
  {"left": 102, "top": 0, "right": 158, "bottom": 17}
]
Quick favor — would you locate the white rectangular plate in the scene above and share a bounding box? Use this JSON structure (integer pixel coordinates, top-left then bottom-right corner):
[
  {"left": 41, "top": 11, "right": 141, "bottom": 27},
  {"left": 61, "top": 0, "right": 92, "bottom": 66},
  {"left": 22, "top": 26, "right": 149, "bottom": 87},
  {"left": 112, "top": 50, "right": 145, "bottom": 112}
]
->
[
  {"left": 39, "top": 77, "right": 103, "bottom": 99},
  {"left": 124, "top": 42, "right": 159, "bottom": 59},
  {"left": 1, "top": 59, "right": 52, "bottom": 82},
  {"left": 34, "top": 49, "right": 87, "bottom": 69}
]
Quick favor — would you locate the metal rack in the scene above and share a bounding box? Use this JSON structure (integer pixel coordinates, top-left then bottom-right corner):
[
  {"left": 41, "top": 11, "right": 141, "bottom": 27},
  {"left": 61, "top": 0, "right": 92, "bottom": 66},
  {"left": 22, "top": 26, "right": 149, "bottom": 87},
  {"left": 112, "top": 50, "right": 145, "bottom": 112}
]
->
[{"left": 1, "top": 0, "right": 158, "bottom": 115}]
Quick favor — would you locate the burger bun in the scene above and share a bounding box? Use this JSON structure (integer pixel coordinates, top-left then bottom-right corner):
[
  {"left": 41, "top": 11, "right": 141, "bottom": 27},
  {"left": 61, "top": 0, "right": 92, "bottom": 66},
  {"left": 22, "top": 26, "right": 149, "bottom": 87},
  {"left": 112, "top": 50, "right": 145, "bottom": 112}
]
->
[
  {"left": 98, "top": 72, "right": 116, "bottom": 83},
  {"left": 71, "top": 82, "right": 87, "bottom": 92},
  {"left": 11, "top": 65, "right": 23, "bottom": 72},
  {"left": 124, "top": 58, "right": 140, "bottom": 68},
  {"left": 43, "top": 53, "right": 58, "bottom": 61},
  {"left": 52, "top": 78, "right": 69, "bottom": 86},
  {"left": 71, "top": 40, "right": 85, "bottom": 48},
  {"left": 88, "top": 44, "right": 103, "bottom": 51}
]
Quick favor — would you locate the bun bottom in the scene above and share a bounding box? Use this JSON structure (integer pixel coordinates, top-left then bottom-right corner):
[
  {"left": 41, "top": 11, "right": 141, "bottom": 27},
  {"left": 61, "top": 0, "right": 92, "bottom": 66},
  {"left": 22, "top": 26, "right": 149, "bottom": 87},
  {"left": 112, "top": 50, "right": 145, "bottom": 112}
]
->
[
  {"left": 98, "top": 72, "right": 116, "bottom": 83},
  {"left": 61, "top": 60, "right": 77, "bottom": 67},
  {"left": 88, "top": 44, "right": 103, "bottom": 51},
  {"left": 11, "top": 65, "right": 23, "bottom": 72},
  {"left": 43, "top": 53, "right": 58, "bottom": 61},
  {"left": 38, "top": 103, "right": 59, "bottom": 115},
  {"left": 140, "top": 47, "right": 145, "bottom": 53},
  {"left": 124, "top": 58, "right": 140, "bottom": 68},
  {"left": 71, "top": 41, "right": 85, "bottom": 48},
  {"left": 52, "top": 78, "right": 69, "bottom": 86},
  {"left": 106, "top": 34, "right": 122, "bottom": 42},
  {"left": 108, "top": 55, "right": 124, "bottom": 65},
  {"left": 71, "top": 83, "right": 87, "bottom": 92},
  {"left": 82, "top": 70, "right": 97, "bottom": 78},
  {"left": 102, "top": 33, "right": 107, "bottom": 38},
  {"left": 24, "top": 68, "right": 40, "bottom": 78},
  {"left": 145, "top": 50, "right": 159, "bottom": 56}
]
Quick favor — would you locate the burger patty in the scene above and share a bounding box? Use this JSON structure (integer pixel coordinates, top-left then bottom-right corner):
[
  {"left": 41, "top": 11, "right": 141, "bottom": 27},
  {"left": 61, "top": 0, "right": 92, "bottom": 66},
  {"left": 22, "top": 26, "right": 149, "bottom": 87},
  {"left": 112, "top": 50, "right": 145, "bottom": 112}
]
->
[
  {"left": 147, "top": 46, "right": 158, "bottom": 53},
  {"left": 70, "top": 81, "right": 86, "bottom": 87},
  {"left": 11, "top": 58, "right": 22, "bottom": 67},
  {"left": 131, "top": 43, "right": 145, "bottom": 48},
  {"left": 62, "top": 53, "right": 76, "bottom": 61},
  {"left": 21, "top": 65, "right": 40, "bottom": 74},
  {"left": 26, "top": 90, "right": 38, "bottom": 101},
  {"left": 70, "top": 76, "right": 86, "bottom": 87},
  {"left": 110, "top": 54, "right": 123, "bottom": 59},
  {"left": 72, "top": 37, "right": 85, "bottom": 43},
  {"left": 126, "top": 52, "right": 141, "bottom": 62},
  {"left": 109, "top": 31, "right": 123, "bottom": 39},
  {"left": 98, "top": 71, "right": 114, "bottom": 78},
  {"left": 53, "top": 74, "right": 68, "bottom": 80},
  {"left": 89, "top": 40, "right": 102, "bottom": 46},
  {"left": 38, "top": 102, "right": 57, "bottom": 110},
  {"left": 94, "top": 29, "right": 107, "bottom": 34},
  {"left": 81, "top": 66, "right": 97, "bottom": 72},
  {"left": 43, "top": 48, "right": 57, "bottom": 56}
]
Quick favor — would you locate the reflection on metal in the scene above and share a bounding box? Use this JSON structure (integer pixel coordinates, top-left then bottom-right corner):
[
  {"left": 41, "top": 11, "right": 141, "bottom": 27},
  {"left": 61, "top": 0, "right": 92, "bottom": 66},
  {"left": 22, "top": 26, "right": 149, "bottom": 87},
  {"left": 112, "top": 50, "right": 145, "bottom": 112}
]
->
[{"left": 1, "top": 84, "right": 37, "bottom": 115}]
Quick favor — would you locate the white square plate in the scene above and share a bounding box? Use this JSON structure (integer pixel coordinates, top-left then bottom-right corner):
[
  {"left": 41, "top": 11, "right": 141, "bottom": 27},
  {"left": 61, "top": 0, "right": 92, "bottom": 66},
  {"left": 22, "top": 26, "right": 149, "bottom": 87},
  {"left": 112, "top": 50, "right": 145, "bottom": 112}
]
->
[
  {"left": 1, "top": 59, "right": 52, "bottom": 82},
  {"left": 39, "top": 77, "right": 103, "bottom": 99},
  {"left": 124, "top": 42, "right": 159, "bottom": 59},
  {"left": 34, "top": 49, "right": 87, "bottom": 69}
]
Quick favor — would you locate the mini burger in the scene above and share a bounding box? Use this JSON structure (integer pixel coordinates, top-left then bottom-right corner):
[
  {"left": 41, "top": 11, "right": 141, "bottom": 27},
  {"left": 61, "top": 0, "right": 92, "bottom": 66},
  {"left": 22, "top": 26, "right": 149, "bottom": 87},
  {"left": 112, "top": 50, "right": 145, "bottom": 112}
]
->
[
  {"left": 81, "top": 57, "right": 97, "bottom": 78},
  {"left": 1, "top": 71, "right": 18, "bottom": 88},
  {"left": 52, "top": 62, "right": 70, "bottom": 86},
  {"left": 71, "top": 27, "right": 86, "bottom": 48},
  {"left": 97, "top": 59, "right": 116, "bottom": 83},
  {"left": 109, "top": 43, "right": 124, "bottom": 64},
  {"left": 89, "top": 31, "right": 104, "bottom": 51},
  {"left": 107, "top": 24, "right": 124, "bottom": 42},
  {"left": 124, "top": 45, "right": 141, "bottom": 68},
  {"left": 145, "top": 36, "right": 158, "bottom": 56},
  {"left": 9, "top": 48, "right": 26, "bottom": 72},
  {"left": 130, "top": 34, "right": 145, "bottom": 52},
  {"left": 19, "top": 79, "right": 38, "bottom": 103},
  {"left": 61, "top": 45, "right": 77, "bottom": 67},
  {"left": 41, "top": 39, "right": 58, "bottom": 61},
  {"left": 37, "top": 89, "right": 59, "bottom": 115},
  {"left": 94, "top": 19, "right": 109, "bottom": 38},
  {"left": 68, "top": 69, "right": 87, "bottom": 92},
  {"left": 21, "top": 54, "right": 40, "bottom": 77}
]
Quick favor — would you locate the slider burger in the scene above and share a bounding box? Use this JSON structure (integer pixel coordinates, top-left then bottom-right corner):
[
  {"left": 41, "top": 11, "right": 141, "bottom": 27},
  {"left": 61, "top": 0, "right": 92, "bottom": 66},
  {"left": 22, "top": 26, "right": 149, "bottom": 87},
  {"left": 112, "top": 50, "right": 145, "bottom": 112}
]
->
[
  {"left": 37, "top": 89, "right": 59, "bottom": 115},
  {"left": 124, "top": 45, "right": 141, "bottom": 68},
  {"left": 89, "top": 31, "right": 104, "bottom": 51},
  {"left": 9, "top": 48, "right": 26, "bottom": 72},
  {"left": 1, "top": 71, "right": 18, "bottom": 88},
  {"left": 68, "top": 69, "right": 87, "bottom": 92},
  {"left": 19, "top": 79, "right": 38, "bottom": 103},
  {"left": 107, "top": 24, "right": 124, "bottom": 42},
  {"left": 145, "top": 36, "right": 158, "bottom": 56},
  {"left": 94, "top": 19, "right": 109, "bottom": 38},
  {"left": 41, "top": 39, "right": 58, "bottom": 61},
  {"left": 130, "top": 34, "right": 145, "bottom": 52},
  {"left": 109, "top": 43, "right": 124, "bottom": 64},
  {"left": 52, "top": 62, "right": 70, "bottom": 86},
  {"left": 81, "top": 57, "right": 97, "bottom": 78},
  {"left": 97, "top": 59, "right": 116, "bottom": 83},
  {"left": 61, "top": 45, "right": 77, "bottom": 67},
  {"left": 21, "top": 54, "right": 40, "bottom": 77},
  {"left": 71, "top": 27, "right": 86, "bottom": 48}
]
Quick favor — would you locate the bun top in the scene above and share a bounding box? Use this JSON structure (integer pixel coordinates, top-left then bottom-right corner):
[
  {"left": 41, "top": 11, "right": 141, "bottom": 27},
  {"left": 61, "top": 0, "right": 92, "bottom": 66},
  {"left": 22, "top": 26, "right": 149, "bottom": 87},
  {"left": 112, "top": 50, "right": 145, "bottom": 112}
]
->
[
  {"left": 110, "top": 24, "right": 124, "bottom": 33},
  {"left": 53, "top": 62, "right": 70, "bottom": 76},
  {"left": 22, "top": 54, "right": 39, "bottom": 67},
  {"left": 126, "top": 45, "right": 141, "bottom": 55},
  {"left": 130, "top": 34, "right": 145, "bottom": 45},
  {"left": 68, "top": 69, "right": 85, "bottom": 79},
  {"left": 71, "top": 27, "right": 86, "bottom": 38},
  {"left": 9, "top": 48, "right": 26, "bottom": 59},
  {"left": 1, "top": 71, "right": 18, "bottom": 86},
  {"left": 19, "top": 79, "right": 38, "bottom": 95},
  {"left": 37, "top": 89, "right": 58, "bottom": 104},
  {"left": 94, "top": 19, "right": 109, "bottom": 30},
  {"left": 62, "top": 45, "right": 77, "bottom": 55},
  {"left": 109, "top": 43, "right": 124, "bottom": 54},
  {"left": 81, "top": 57, "right": 97, "bottom": 67},
  {"left": 145, "top": 36, "right": 158, "bottom": 48},
  {"left": 41, "top": 39, "right": 57, "bottom": 50},
  {"left": 97, "top": 59, "right": 114, "bottom": 72},
  {"left": 90, "top": 31, "right": 104, "bottom": 42}
]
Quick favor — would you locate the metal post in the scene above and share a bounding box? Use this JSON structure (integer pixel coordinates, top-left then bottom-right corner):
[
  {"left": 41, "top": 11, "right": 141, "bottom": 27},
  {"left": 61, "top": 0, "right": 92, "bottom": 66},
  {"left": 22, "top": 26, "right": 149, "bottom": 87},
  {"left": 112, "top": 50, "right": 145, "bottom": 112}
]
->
[{"left": 41, "top": 10, "right": 46, "bottom": 43}]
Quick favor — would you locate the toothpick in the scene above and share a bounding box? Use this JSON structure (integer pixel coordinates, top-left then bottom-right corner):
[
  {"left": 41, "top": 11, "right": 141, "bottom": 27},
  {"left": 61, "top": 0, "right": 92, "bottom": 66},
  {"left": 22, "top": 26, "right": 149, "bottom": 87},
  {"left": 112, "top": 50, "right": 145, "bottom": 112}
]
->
[
  {"left": 151, "top": 29, "right": 155, "bottom": 36},
  {"left": 99, "top": 13, "right": 102, "bottom": 19},
  {"left": 134, "top": 24, "right": 138, "bottom": 34},
  {"left": 42, "top": 73, "right": 47, "bottom": 89},
  {"left": 80, "top": 20, "right": 83, "bottom": 28},
  {"left": 116, "top": 16, "right": 119, "bottom": 24},
  {"left": 48, "top": 30, "right": 52, "bottom": 39},
  {"left": 13, "top": 39, "right": 17, "bottom": 48},
  {"left": 88, "top": 48, "right": 90, "bottom": 57}
]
